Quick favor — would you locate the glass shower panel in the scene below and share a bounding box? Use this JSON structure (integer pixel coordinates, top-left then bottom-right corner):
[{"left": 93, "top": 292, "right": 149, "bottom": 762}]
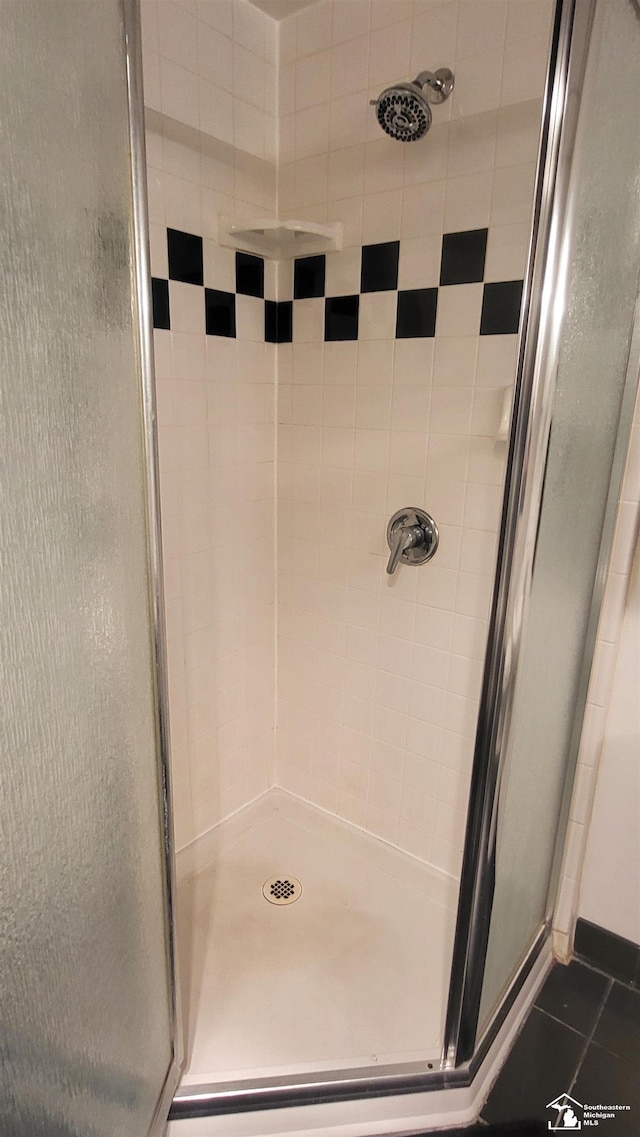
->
[
  {"left": 478, "top": 0, "right": 640, "bottom": 1033},
  {"left": 0, "top": 3, "right": 175, "bottom": 1134}
]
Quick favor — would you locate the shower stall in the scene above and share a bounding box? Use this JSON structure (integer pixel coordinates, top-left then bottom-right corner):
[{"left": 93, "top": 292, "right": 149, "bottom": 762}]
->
[{"left": 2, "top": 0, "right": 639, "bottom": 1134}]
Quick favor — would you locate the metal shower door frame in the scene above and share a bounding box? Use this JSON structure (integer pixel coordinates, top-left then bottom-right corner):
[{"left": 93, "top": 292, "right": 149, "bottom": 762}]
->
[
  {"left": 123, "top": 0, "right": 184, "bottom": 1128},
  {"left": 444, "top": 0, "right": 640, "bottom": 1068}
]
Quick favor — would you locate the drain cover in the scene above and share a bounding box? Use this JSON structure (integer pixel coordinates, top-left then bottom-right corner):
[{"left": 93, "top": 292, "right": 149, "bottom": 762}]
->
[{"left": 262, "top": 876, "right": 302, "bottom": 905}]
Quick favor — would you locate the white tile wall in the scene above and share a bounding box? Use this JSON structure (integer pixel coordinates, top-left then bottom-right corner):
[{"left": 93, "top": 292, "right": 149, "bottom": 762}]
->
[
  {"left": 276, "top": 0, "right": 553, "bottom": 877},
  {"left": 142, "top": 0, "right": 554, "bottom": 874},
  {"left": 142, "top": 0, "right": 277, "bottom": 162},
  {"left": 142, "top": 0, "right": 279, "bottom": 850}
]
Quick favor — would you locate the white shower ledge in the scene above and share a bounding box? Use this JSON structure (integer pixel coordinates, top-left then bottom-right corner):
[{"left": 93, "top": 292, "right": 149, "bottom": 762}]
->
[{"left": 219, "top": 216, "right": 343, "bottom": 259}]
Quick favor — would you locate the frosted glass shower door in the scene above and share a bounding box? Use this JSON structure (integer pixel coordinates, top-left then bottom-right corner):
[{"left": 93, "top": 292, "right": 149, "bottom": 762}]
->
[
  {"left": 0, "top": 3, "right": 178, "bottom": 1136},
  {"left": 477, "top": 0, "right": 640, "bottom": 1035}
]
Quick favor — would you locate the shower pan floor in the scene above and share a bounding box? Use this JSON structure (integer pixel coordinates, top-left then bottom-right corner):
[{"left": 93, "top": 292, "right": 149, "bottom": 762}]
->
[{"left": 176, "top": 789, "right": 458, "bottom": 1087}]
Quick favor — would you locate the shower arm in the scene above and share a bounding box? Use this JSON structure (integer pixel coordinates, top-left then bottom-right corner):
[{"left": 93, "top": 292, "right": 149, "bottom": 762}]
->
[{"left": 413, "top": 70, "right": 454, "bottom": 104}]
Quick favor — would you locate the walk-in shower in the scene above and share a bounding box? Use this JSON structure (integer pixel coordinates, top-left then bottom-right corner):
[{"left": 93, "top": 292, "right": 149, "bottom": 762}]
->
[{"left": 2, "top": 0, "right": 640, "bottom": 1135}]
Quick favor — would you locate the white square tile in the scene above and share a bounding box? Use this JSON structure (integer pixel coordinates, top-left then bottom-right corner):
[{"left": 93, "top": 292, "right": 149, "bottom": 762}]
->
[
  {"left": 169, "top": 281, "right": 205, "bottom": 334},
  {"left": 161, "top": 58, "right": 200, "bottom": 130},
  {"left": 362, "top": 189, "right": 403, "bottom": 245},
  {"left": 295, "top": 103, "right": 331, "bottom": 161},
  {"left": 391, "top": 385, "right": 430, "bottom": 432},
  {"left": 279, "top": 12, "right": 297, "bottom": 64},
  {"left": 397, "top": 234, "right": 441, "bottom": 290},
  {"left": 364, "top": 138, "right": 403, "bottom": 197},
  {"left": 501, "top": 33, "right": 550, "bottom": 106},
  {"left": 358, "top": 291, "right": 398, "bottom": 339},
  {"left": 388, "top": 431, "right": 428, "bottom": 478},
  {"left": 234, "top": 43, "right": 265, "bottom": 109},
  {"left": 356, "top": 385, "right": 393, "bottom": 429},
  {"left": 371, "top": 0, "right": 412, "bottom": 29},
  {"left": 444, "top": 170, "right": 493, "bottom": 231},
  {"left": 294, "top": 154, "right": 329, "bottom": 207},
  {"left": 158, "top": 1, "right": 198, "bottom": 71},
  {"left": 495, "top": 99, "right": 544, "bottom": 168},
  {"left": 484, "top": 222, "right": 530, "bottom": 282},
  {"left": 325, "top": 248, "right": 362, "bottom": 297},
  {"left": 233, "top": 0, "right": 265, "bottom": 56},
  {"left": 198, "top": 22, "right": 233, "bottom": 89},
  {"left": 368, "top": 19, "right": 411, "bottom": 87},
  {"left": 293, "top": 297, "right": 325, "bottom": 342},
  {"left": 296, "top": 49, "right": 332, "bottom": 111},
  {"left": 329, "top": 91, "right": 369, "bottom": 152},
  {"left": 401, "top": 180, "right": 446, "bottom": 239},
  {"left": 490, "top": 162, "right": 536, "bottom": 227},
  {"left": 403, "top": 121, "right": 449, "bottom": 185},
  {"left": 409, "top": 5, "right": 458, "bottom": 76},
  {"left": 436, "top": 284, "right": 483, "bottom": 338},
  {"left": 456, "top": 0, "right": 508, "bottom": 59},
  {"left": 235, "top": 294, "right": 264, "bottom": 343},
  {"left": 331, "top": 34, "right": 370, "bottom": 98},
  {"left": 393, "top": 338, "right": 434, "bottom": 386},
  {"left": 451, "top": 49, "right": 504, "bottom": 119},
  {"left": 356, "top": 339, "right": 395, "bottom": 386},
  {"left": 296, "top": 0, "right": 332, "bottom": 56},
  {"left": 328, "top": 145, "right": 365, "bottom": 200},
  {"left": 332, "top": 0, "right": 371, "bottom": 45},
  {"left": 323, "top": 340, "right": 358, "bottom": 384},
  {"left": 433, "top": 336, "right": 478, "bottom": 386},
  {"left": 448, "top": 112, "right": 498, "bottom": 178},
  {"left": 199, "top": 78, "right": 234, "bottom": 143}
]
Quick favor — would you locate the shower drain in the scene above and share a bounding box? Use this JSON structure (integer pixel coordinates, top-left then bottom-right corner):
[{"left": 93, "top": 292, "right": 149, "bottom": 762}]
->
[{"left": 262, "top": 876, "right": 302, "bottom": 905}]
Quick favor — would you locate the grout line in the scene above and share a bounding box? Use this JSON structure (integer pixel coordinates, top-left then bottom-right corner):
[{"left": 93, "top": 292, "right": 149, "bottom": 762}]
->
[{"left": 568, "top": 976, "right": 614, "bottom": 1094}]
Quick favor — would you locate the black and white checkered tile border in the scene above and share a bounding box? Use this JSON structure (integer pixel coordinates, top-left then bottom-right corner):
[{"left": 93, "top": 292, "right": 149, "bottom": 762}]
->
[{"left": 152, "top": 227, "right": 523, "bottom": 342}]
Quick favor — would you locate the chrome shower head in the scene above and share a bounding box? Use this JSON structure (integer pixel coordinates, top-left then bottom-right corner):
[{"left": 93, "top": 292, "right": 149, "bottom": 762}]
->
[{"left": 370, "top": 68, "right": 454, "bottom": 142}]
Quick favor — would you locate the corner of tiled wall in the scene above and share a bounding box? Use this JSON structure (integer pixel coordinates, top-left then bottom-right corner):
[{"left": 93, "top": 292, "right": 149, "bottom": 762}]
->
[
  {"left": 274, "top": 0, "right": 554, "bottom": 878},
  {"left": 142, "top": 0, "right": 280, "bottom": 850}
]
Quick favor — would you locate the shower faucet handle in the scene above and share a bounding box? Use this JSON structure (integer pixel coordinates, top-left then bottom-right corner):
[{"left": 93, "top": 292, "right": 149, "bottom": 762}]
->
[{"left": 386, "top": 508, "right": 439, "bottom": 575}]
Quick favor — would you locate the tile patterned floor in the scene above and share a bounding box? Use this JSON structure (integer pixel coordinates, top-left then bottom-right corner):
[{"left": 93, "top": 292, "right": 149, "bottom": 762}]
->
[{"left": 419, "top": 952, "right": 640, "bottom": 1136}]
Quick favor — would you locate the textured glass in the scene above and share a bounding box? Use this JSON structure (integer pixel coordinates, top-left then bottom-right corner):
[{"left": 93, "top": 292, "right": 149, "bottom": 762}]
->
[
  {"left": 478, "top": 0, "right": 640, "bottom": 1032},
  {"left": 0, "top": 3, "right": 173, "bottom": 1135}
]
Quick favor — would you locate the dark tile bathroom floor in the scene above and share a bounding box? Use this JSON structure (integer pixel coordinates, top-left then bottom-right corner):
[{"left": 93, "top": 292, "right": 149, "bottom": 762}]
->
[{"left": 413, "top": 944, "right": 640, "bottom": 1136}]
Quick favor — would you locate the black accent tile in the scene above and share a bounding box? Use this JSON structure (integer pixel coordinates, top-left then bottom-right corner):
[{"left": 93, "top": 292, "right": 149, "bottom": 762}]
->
[
  {"left": 440, "top": 228, "right": 488, "bottom": 285},
  {"left": 265, "top": 300, "right": 277, "bottom": 343},
  {"left": 593, "top": 981, "right": 640, "bottom": 1065},
  {"left": 480, "top": 280, "right": 523, "bottom": 335},
  {"left": 236, "top": 252, "right": 265, "bottom": 298},
  {"left": 573, "top": 1045, "right": 640, "bottom": 1135},
  {"left": 396, "top": 288, "right": 438, "bottom": 338},
  {"left": 294, "top": 254, "right": 326, "bottom": 299},
  {"left": 324, "top": 295, "right": 359, "bottom": 341},
  {"left": 481, "top": 1008, "right": 584, "bottom": 1126},
  {"left": 575, "top": 918, "right": 640, "bottom": 986},
  {"left": 167, "top": 228, "right": 203, "bottom": 286},
  {"left": 535, "top": 961, "right": 610, "bottom": 1035},
  {"left": 205, "top": 288, "right": 236, "bottom": 338},
  {"left": 151, "top": 277, "right": 170, "bottom": 330},
  {"left": 361, "top": 241, "right": 400, "bottom": 292},
  {"left": 265, "top": 300, "right": 292, "bottom": 344}
]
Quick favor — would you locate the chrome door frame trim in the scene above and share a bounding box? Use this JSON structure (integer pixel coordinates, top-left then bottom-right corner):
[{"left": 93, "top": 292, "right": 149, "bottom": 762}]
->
[
  {"left": 442, "top": 0, "right": 597, "bottom": 1067},
  {"left": 122, "top": 0, "right": 183, "bottom": 1127},
  {"left": 545, "top": 282, "right": 640, "bottom": 925},
  {"left": 169, "top": 926, "right": 548, "bottom": 1119}
]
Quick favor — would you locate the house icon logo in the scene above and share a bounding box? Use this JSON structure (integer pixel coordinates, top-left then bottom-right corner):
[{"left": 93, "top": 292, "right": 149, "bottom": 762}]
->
[{"left": 547, "top": 1093, "right": 582, "bottom": 1129}]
